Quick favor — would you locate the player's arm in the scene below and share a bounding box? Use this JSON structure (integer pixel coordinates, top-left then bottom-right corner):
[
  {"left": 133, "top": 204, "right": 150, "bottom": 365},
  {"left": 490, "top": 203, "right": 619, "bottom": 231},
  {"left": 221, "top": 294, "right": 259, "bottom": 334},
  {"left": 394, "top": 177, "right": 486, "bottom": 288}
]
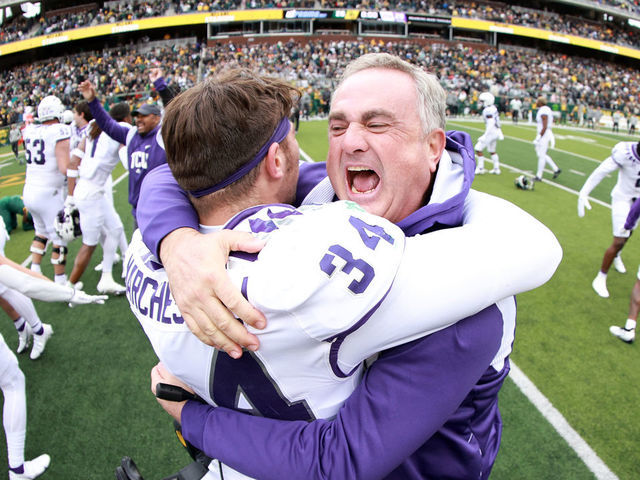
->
[
  {"left": 577, "top": 157, "right": 618, "bottom": 217},
  {"left": 55, "top": 137, "right": 70, "bottom": 175},
  {"left": 67, "top": 137, "right": 86, "bottom": 196},
  {"left": 0, "top": 258, "right": 106, "bottom": 305},
  {"left": 539, "top": 113, "right": 548, "bottom": 137},
  {"left": 79, "top": 80, "right": 129, "bottom": 144},
  {"left": 338, "top": 191, "right": 561, "bottom": 367},
  {"left": 164, "top": 309, "right": 503, "bottom": 480}
]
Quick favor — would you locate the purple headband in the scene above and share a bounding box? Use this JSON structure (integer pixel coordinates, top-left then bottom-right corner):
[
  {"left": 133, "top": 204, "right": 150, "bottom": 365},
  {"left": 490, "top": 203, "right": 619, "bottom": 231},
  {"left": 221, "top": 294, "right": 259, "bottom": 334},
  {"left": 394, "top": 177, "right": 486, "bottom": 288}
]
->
[{"left": 189, "top": 117, "right": 291, "bottom": 198}]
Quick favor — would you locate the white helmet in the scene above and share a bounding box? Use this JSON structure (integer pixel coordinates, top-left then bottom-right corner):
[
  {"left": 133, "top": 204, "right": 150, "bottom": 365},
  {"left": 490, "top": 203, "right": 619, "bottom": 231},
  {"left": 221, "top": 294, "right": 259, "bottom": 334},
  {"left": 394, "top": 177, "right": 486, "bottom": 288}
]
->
[
  {"left": 61, "top": 109, "right": 74, "bottom": 124},
  {"left": 37, "top": 95, "right": 64, "bottom": 122},
  {"left": 54, "top": 205, "right": 81, "bottom": 242},
  {"left": 478, "top": 92, "right": 495, "bottom": 107}
]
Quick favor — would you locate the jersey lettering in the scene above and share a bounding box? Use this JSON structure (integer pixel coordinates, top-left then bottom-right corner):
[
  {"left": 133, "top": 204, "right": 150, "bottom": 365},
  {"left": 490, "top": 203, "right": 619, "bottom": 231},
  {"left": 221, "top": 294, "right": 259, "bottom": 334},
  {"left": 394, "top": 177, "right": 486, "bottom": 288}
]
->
[
  {"left": 24, "top": 138, "right": 45, "bottom": 165},
  {"left": 319, "top": 245, "right": 375, "bottom": 294},
  {"left": 130, "top": 151, "right": 148, "bottom": 171},
  {"left": 209, "top": 350, "right": 315, "bottom": 421}
]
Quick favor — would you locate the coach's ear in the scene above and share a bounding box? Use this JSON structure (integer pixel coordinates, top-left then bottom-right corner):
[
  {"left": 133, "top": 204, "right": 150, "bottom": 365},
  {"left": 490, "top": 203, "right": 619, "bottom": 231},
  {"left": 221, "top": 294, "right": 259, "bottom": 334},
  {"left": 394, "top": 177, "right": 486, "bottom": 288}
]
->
[
  {"left": 263, "top": 142, "right": 286, "bottom": 180},
  {"left": 426, "top": 128, "right": 446, "bottom": 173}
]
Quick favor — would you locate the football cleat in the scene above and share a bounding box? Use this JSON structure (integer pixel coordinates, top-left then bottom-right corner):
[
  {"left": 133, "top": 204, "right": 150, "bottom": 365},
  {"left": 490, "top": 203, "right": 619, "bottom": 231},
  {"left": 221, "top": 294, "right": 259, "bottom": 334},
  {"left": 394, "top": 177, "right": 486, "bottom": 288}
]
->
[
  {"left": 475, "top": 167, "right": 486, "bottom": 175},
  {"left": 30, "top": 324, "right": 53, "bottom": 360},
  {"left": 553, "top": 168, "right": 562, "bottom": 179},
  {"left": 16, "top": 324, "right": 33, "bottom": 354},
  {"left": 9, "top": 454, "right": 50, "bottom": 480},
  {"left": 609, "top": 325, "right": 635, "bottom": 344},
  {"left": 97, "top": 277, "right": 127, "bottom": 296},
  {"left": 613, "top": 255, "right": 626, "bottom": 274},
  {"left": 592, "top": 275, "right": 609, "bottom": 298},
  {"left": 489, "top": 168, "right": 501, "bottom": 175}
]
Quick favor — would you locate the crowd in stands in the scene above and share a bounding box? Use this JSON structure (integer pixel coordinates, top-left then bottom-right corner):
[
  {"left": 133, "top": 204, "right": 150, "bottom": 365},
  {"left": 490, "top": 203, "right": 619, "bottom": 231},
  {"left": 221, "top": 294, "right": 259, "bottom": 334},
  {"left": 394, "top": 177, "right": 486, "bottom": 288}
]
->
[
  {"left": 2, "top": 37, "right": 640, "bottom": 128},
  {"left": 3, "top": 1, "right": 640, "bottom": 49}
]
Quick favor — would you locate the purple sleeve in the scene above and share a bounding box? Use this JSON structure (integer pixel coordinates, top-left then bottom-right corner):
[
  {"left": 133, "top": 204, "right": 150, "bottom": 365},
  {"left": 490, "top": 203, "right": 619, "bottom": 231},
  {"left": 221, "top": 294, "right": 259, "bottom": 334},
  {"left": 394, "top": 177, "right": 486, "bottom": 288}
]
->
[
  {"left": 88, "top": 98, "right": 128, "bottom": 144},
  {"left": 294, "top": 162, "right": 328, "bottom": 206},
  {"left": 138, "top": 162, "right": 326, "bottom": 255},
  {"left": 625, "top": 196, "right": 640, "bottom": 230},
  {"left": 137, "top": 163, "right": 199, "bottom": 257},
  {"left": 180, "top": 307, "right": 503, "bottom": 480}
]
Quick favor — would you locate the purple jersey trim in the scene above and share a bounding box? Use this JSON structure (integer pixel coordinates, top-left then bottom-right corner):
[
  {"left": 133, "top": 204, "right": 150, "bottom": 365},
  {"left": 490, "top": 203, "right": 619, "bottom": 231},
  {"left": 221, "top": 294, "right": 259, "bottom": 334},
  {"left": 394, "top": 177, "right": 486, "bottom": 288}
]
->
[{"left": 223, "top": 204, "right": 298, "bottom": 231}]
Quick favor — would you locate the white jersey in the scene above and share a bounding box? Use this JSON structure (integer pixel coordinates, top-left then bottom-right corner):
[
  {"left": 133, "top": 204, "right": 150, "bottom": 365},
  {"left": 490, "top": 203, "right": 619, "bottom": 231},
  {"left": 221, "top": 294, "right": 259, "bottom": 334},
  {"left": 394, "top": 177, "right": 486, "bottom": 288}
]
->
[
  {"left": 610, "top": 142, "right": 640, "bottom": 200},
  {"left": 482, "top": 105, "right": 501, "bottom": 134},
  {"left": 75, "top": 125, "right": 126, "bottom": 199},
  {"left": 22, "top": 122, "right": 70, "bottom": 189},
  {"left": 70, "top": 122, "right": 89, "bottom": 151},
  {"left": 536, "top": 105, "right": 554, "bottom": 137}
]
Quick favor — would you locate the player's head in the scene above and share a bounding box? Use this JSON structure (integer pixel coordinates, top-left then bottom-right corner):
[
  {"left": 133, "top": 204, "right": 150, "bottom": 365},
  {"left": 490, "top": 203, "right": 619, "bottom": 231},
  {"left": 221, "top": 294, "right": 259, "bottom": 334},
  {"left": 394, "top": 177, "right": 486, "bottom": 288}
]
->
[
  {"left": 109, "top": 102, "right": 131, "bottom": 122},
  {"left": 478, "top": 92, "right": 495, "bottom": 108},
  {"left": 536, "top": 96, "right": 547, "bottom": 107},
  {"left": 74, "top": 101, "right": 93, "bottom": 127},
  {"left": 37, "top": 95, "right": 64, "bottom": 123},
  {"left": 61, "top": 110, "right": 74, "bottom": 125},
  {"left": 326, "top": 53, "right": 446, "bottom": 224},
  {"left": 162, "top": 68, "right": 300, "bottom": 218}
]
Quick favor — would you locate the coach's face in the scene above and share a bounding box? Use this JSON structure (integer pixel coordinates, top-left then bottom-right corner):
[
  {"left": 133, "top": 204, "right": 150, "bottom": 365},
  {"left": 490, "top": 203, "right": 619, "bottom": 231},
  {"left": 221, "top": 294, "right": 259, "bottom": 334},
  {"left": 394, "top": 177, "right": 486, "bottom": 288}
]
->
[
  {"left": 327, "top": 68, "right": 441, "bottom": 224},
  {"left": 136, "top": 113, "right": 160, "bottom": 135}
]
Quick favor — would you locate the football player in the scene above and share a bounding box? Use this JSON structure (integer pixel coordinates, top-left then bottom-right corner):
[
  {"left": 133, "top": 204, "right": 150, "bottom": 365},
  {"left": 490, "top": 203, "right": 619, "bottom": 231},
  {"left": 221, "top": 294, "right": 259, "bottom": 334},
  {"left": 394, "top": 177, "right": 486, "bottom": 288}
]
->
[
  {"left": 130, "top": 62, "right": 561, "bottom": 479},
  {"left": 474, "top": 92, "right": 504, "bottom": 175},
  {"left": 21, "top": 95, "right": 71, "bottom": 284},
  {"left": 533, "top": 96, "right": 562, "bottom": 181},
  {"left": 578, "top": 140, "right": 640, "bottom": 298},
  {"left": 65, "top": 104, "right": 131, "bottom": 295}
]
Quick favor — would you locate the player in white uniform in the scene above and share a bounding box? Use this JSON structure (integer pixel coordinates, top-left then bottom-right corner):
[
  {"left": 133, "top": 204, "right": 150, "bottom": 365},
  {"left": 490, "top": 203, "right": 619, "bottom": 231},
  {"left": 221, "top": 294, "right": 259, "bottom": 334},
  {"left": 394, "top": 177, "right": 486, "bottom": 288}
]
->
[
  {"left": 0, "top": 251, "right": 105, "bottom": 480},
  {"left": 578, "top": 141, "right": 640, "bottom": 297},
  {"left": 21, "top": 96, "right": 71, "bottom": 284},
  {"left": 68, "top": 102, "right": 129, "bottom": 283},
  {"left": 126, "top": 70, "right": 561, "bottom": 480},
  {"left": 0, "top": 218, "right": 54, "bottom": 360},
  {"left": 474, "top": 92, "right": 503, "bottom": 175},
  {"left": 66, "top": 111, "right": 129, "bottom": 294},
  {"left": 533, "top": 96, "right": 561, "bottom": 181}
]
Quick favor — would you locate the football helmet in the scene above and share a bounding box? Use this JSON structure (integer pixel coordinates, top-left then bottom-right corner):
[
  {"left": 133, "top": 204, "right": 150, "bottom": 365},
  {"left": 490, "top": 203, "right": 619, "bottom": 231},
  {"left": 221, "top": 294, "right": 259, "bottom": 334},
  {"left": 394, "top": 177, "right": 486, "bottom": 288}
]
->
[
  {"left": 478, "top": 92, "right": 495, "bottom": 107},
  {"left": 37, "top": 95, "right": 64, "bottom": 122},
  {"left": 514, "top": 175, "right": 535, "bottom": 191},
  {"left": 62, "top": 109, "right": 74, "bottom": 124},
  {"left": 54, "top": 205, "right": 82, "bottom": 242}
]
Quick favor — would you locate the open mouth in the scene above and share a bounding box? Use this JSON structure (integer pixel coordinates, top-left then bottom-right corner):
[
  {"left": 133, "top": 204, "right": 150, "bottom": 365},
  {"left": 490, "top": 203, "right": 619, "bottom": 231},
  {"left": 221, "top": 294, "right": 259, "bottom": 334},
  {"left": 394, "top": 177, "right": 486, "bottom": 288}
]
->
[{"left": 347, "top": 167, "right": 380, "bottom": 194}]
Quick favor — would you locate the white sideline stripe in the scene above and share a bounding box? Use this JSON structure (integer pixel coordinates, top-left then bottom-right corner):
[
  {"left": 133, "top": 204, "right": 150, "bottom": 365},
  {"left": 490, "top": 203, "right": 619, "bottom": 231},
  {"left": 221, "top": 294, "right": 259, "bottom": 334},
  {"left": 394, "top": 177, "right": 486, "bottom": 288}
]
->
[
  {"left": 299, "top": 148, "right": 314, "bottom": 163},
  {"left": 20, "top": 170, "right": 130, "bottom": 268},
  {"left": 509, "top": 363, "right": 619, "bottom": 480},
  {"left": 571, "top": 169, "right": 586, "bottom": 176}
]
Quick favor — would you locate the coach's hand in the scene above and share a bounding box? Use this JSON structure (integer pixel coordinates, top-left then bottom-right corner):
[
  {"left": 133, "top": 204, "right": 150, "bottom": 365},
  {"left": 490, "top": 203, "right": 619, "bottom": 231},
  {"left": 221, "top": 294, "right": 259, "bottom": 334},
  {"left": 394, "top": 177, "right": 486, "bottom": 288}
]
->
[
  {"left": 78, "top": 80, "right": 97, "bottom": 102},
  {"left": 151, "top": 363, "right": 191, "bottom": 423},
  {"left": 577, "top": 195, "right": 591, "bottom": 217},
  {"left": 159, "top": 228, "right": 266, "bottom": 358},
  {"left": 148, "top": 67, "right": 163, "bottom": 83}
]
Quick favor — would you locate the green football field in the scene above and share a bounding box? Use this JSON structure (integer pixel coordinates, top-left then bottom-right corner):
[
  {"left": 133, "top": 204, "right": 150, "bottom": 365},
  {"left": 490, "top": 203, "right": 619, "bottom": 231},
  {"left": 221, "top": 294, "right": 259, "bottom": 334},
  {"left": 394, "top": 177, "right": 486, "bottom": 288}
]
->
[{"left": 0, "top": 116, "right": 637, "bottom": 479}]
